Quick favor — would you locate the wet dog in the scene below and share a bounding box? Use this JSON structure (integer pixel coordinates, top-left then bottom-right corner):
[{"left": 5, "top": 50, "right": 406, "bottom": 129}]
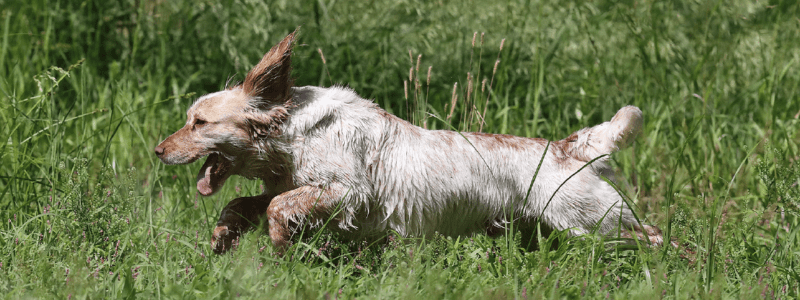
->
[{"left": 155, "top": 30, "right": 662, "bottom": 254}]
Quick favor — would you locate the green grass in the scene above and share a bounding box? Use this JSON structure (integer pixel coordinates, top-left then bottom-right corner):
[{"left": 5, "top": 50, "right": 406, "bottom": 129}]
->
[{"left": 2, "top": 0, "right": 799, "bottom": 298}]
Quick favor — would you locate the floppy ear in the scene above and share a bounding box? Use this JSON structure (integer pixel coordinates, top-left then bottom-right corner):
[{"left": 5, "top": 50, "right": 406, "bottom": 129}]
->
[{"left": 242, "top": 28, "right": 297, "bottom": 103}]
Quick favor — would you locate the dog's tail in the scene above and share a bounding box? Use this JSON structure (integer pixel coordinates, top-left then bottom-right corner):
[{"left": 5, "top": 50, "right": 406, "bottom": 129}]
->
[{"left": 564, "top": 106, "right": 643, "bottom": 161}]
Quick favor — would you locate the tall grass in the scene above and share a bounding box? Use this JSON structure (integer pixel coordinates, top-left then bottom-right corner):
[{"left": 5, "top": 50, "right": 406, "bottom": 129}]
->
[{"left": 1, "top": 0, "right": 799, "bottom": 298}]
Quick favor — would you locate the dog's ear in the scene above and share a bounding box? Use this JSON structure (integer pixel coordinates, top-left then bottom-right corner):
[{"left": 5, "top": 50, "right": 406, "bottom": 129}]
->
[{"left": 243, "top": 28, "right": 297, "bottom": 103}]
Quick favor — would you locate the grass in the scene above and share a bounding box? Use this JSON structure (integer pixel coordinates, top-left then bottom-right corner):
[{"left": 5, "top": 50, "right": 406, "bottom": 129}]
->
[{"left": 1, "top": 0, "right": 799, "bottom": 298}]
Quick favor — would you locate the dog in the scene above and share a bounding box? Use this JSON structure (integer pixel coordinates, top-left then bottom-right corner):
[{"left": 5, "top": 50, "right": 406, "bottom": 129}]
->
[{"left": 154, "top": 30, "right": 663, "bottom": 254}]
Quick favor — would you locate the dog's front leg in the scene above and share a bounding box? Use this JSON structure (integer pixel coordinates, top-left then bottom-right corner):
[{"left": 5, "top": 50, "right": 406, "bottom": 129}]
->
[
  {"left": 266, "top": 185, "right": 344, "bottom": 253},
  {"left": 212, "top": 194, "right": 274, "bottom": 254}
]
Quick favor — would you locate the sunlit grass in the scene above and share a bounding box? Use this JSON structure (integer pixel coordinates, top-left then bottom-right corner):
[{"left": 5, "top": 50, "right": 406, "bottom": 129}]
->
[{"left": 1, "top": 0, "right": 799, "bottom": 298}]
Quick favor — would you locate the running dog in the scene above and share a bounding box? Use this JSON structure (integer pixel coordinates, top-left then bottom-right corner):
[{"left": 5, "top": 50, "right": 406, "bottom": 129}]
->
[{"left": 154, "top": 30, "right": 662, "bottom": 254}]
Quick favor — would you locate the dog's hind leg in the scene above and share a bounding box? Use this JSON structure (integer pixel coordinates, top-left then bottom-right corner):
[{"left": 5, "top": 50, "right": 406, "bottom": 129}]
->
[
  {"left": 212, "top": 194, "right": 274, "bottom": 254},
  {"left": 545, "top": 105, "right": 663, "bottom": 245},
  {"left": 266, "top": 184, "right": 345, "bottom": 254}
]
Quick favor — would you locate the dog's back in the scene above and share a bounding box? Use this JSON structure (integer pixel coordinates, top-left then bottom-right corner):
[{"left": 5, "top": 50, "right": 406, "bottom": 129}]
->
[{"left": 284, "top": 86, "right": 647, "bottom": 242}]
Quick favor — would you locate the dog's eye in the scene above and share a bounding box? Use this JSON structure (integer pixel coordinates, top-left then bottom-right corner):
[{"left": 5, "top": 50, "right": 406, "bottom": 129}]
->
[{"left": 193, "top": 119, "right": 207, "bottom": 130}]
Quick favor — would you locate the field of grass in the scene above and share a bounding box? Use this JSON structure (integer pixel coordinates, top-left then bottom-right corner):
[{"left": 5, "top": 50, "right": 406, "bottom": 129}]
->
[{"left": 2, "top": 0, "right": 799, "bottom": 298}]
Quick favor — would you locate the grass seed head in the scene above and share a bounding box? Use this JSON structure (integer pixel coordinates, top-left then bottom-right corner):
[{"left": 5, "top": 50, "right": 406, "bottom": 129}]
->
[
  {"left": 317, "top": 48, "right": 326, "bottom": 64},
  {"left": 447, "top": 82, "right": 458, "bottom": 119},
  {"left": 472, "top": 32, "right": 477, "bottom": 47},
  {"left": 427, "top": 66, "right": 432, "bottom": 85},
  {"left": 466, "top": 73, "right": 473, "bottom": 101}
]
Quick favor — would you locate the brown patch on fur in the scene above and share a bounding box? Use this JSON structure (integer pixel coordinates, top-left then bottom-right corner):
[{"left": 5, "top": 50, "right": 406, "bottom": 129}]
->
[
  {"left": 378, "top": 110, "right": 422, "bottom": 137},
  {"left": 266, "top": 185, "right": 342, "bottom": 252},
  {"left": 377, "top": 110, "right": 393, "bottom": 119},
  {"left": 620, "top": 224, "right": 664, "bottom": 246},
  {"left": 558, "top": 131, "right": 591, "bottom": 162},
  {"left": 439, "top": 132, "right": 455, "bottom": 147},
  {"left": 466, "top": 132, "right": 546, "bottom": 151},
  {"left": 242, "top": 28, "right": 298, "bottom": 104},
  {"left": 548, "top": 132, "right": 578, "bottom": 165}
]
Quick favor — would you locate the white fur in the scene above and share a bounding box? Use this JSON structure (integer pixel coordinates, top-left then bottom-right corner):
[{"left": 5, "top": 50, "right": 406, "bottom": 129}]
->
[{"left": 281, "top": 86, "right": 642, "bottom": 239}]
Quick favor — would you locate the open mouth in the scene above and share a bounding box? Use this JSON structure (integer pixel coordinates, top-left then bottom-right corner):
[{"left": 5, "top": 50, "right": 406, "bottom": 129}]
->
[{"left": 196, "top": 153, "right": 234, "bottom": 196}]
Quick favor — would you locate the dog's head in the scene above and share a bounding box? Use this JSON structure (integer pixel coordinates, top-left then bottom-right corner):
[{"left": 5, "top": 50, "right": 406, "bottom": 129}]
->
[{"left": 155, "top": 30, "right": 297, "bottom": 196}]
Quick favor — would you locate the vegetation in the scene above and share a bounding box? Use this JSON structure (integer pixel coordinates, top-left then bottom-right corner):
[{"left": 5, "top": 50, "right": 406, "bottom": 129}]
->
[{"left": 1, "top": 0, "right": 799, "bottom": 298}]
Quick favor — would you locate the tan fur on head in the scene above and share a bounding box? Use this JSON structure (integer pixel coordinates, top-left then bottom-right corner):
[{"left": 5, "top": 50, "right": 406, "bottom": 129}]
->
[{"left": 155, "top": 30, "right": 300, "bottom": 197}]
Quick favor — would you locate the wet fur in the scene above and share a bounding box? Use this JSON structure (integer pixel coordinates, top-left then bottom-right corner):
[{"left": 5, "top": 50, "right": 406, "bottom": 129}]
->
[{"left": 155, "top": 30, "right": 662, "bottom": 254}]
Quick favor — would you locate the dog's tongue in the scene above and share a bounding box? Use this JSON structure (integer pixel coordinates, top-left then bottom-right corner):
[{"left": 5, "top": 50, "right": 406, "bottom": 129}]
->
[{"left": 197, "top": 153, "right": 231, "bottom": 196}]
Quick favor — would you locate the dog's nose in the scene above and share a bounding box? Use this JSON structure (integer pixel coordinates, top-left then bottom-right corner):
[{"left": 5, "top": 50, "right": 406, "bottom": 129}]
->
[{"left": 154, "top": 146, "right": 164, "bottom": 156}]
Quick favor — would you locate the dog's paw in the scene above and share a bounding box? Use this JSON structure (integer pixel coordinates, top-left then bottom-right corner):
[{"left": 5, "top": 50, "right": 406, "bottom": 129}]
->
[
  {"left": 621, "top": 224, "right": 663, "bottom": 246},
  {"left": 640, "top": 224, "right": 663, "bottom": 245},
  {"left": 211, "top": 225, "right": 241, "bottom": 254}
]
